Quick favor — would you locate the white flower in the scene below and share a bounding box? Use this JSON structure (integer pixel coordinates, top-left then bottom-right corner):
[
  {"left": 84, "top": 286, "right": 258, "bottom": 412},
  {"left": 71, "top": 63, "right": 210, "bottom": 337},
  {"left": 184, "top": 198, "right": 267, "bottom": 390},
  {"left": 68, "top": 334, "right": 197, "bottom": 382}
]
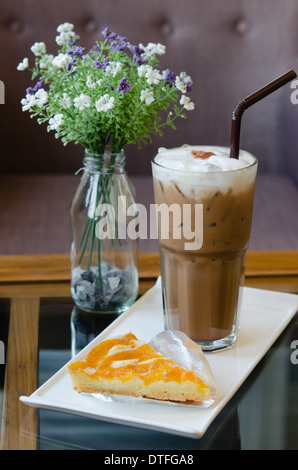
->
[
  {"left": 21, "top": 88, "right": 48, "bottom": 111},
  {"left": 138, "top": 64, "right": 162, "bottom": 85},
  {"left": 57, "top": 22, "right": 74, "bottom": 33},
  {"left": 137, "top": 64, "right": 151, "bottom": 78},
  {"left": 60, "top": 93, "right": 72, "bottom": 109},
  {"left": 55, "top": 31, "right": 75, "bottom": 46},
  {"left": 35, "top": 88, "right": 48, "bottom": 108},
  {"left": 31, "top": 42, "right": 46, "bottom": 57},
  {"left": 180, "top": 95, "right": 195, "bottom": 111},
  {"left": 139, "top": 42, "right": 166, "bottom": 59},
  {"left": 180, "top": 71, "right": 192, "bottom": 85},
  {"left": 146, "top": 68, "right": 162, "bottom": 85},
  {"left": 86, "top": 75, "right": 96, "bottom": 89},
  {"left": 140, "top": 89, "right": 154, "bottom": 105},
  {"left": 39, "top": 54, "right": 54, "bottom": 69},
  {"left": 52, "top": 53, "right": 72, "bottom": 69},
  {"left": 95, "top": 94, "right": 115, "bottom": 112},
  {"left": 48, "top": 113, "right": 64, "bottom": 131},
  {"left": 96, "top": 79, "right": 103, "bottom": 87},
  {"left": 17, "top": 57, "right": 29, "bottom": 71},
  {"left": 175, "top": 72, "right": 193, "bottom": 94},
  {"left": 149, "top": 42, "right": 166, "bottom": 55},
  {"left": 21, "top": 94, "right": 36, "bottom": 112},
  {"left": 105, "top": 61, "right": 122, "bottom": 77},
  {"left": 175, "top": 76, "right": 187, "bottom": 93},
  {"left": 74, "top": 94, "right": 91, "bottom": 110}
]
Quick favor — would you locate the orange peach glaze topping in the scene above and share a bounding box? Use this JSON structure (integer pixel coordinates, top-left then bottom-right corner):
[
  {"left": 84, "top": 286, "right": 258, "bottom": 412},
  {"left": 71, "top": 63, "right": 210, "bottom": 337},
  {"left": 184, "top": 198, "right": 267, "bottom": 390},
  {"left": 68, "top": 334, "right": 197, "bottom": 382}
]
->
[{"left": 68, "top": 332, "right": 208, "bottom": 388}]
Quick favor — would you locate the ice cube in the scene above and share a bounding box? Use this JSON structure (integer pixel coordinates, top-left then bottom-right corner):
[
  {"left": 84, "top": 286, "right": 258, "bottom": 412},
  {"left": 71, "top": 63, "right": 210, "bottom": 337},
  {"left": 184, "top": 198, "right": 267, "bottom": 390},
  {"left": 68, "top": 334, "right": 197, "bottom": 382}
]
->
[{"left": 108, "top": 276, "right": 120, "bottom": 290}]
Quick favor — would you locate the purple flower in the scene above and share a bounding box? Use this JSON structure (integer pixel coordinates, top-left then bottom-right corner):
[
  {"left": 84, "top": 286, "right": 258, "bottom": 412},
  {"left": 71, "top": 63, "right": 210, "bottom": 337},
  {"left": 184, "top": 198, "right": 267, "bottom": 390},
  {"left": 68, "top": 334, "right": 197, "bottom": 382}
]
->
[
  {"left": 133, "top": 54, "right": 147, "bottom": 65},
  {"left": 67, "top": 58, "right": 76, "bottom": 71},
  {"left": 87, "top": 44, "right": 100, "bottom": 58},
  {"left": 94, "top": 57, "right": 109, "bottom": 69},
  {"left": 93, "top": 59, "right": 100, "bottom": 69},
  {"left": 113, "top": 35, "right": 128, "bottom": 51},
  {"left": 110, "top": 37, "right": 128, "bottom": 51},
  {"left": 65, "top": 46, "right": 85, "bottom": 73},
  {"left": 102, "top": 27, "right": 111, "bottom": 38},
  {"left": 185, "top": 81, "right": 192, "bottom": 92},
  {"left": 34, "top": 81, "right": 44, "bottom": 91},
  {"left": 102, "top": 28, "right": 118, "bottom": 43},
  {"left": 101, "top": 27, "right": 128, "bottom": 51},
  {"left": 117, "top": 77, "right": 131, "bottom": 95},
  {"left": 129, "top": 45, "right": 144, "bottom": 56},
  {"left": 67, "top": 46, "right": 85, "bottom": 57},
  {"left": 26, "top": 86, "right": 35, "bottom": 95},
  {"left": 129, "top": 44, "right": 147, "bottom": 65},
  {"left": 26, "top": 80, "right": 44, "bottom": 95},
  {"left": 102, "top": 28, "right": 117, "bottom": 41},
  {"left": 68, "top": 34, "right": 79, "bottom": 46},
  {"left": 163, "top": 69, "right": 176, "bottom": 87}
]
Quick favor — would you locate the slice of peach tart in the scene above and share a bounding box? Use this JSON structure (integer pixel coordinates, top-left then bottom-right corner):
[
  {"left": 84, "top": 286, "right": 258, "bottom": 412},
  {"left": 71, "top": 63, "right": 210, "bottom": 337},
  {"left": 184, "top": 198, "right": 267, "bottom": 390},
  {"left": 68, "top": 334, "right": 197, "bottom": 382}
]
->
[{"left": 67, "top": 332, "right": 211, "bottom": 402}]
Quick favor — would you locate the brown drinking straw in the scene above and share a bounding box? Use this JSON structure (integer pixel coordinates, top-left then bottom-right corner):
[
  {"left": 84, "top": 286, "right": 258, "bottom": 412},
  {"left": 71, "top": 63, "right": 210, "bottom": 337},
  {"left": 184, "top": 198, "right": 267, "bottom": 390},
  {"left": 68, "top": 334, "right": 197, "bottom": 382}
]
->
[{"left": 230, "top": 69, "right": 297, "bottom": 159}]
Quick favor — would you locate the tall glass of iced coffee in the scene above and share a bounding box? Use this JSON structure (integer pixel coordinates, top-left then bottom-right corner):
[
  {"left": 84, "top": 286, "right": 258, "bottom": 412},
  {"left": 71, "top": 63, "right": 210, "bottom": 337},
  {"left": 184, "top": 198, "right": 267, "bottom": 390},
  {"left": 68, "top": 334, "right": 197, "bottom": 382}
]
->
[{"left": 152, "top": 145, "right": 258, "bottom": 351}]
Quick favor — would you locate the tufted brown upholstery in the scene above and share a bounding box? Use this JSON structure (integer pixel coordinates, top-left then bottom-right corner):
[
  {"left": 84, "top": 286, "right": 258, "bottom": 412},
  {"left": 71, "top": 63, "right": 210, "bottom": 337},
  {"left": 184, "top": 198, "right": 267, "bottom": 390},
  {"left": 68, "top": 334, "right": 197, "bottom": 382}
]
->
[
  {"left": 1, "top": 0, "right": 298, "bottom": 177},
  {"left": 0, "top": 0, "right": 297, "bottom": 254}
]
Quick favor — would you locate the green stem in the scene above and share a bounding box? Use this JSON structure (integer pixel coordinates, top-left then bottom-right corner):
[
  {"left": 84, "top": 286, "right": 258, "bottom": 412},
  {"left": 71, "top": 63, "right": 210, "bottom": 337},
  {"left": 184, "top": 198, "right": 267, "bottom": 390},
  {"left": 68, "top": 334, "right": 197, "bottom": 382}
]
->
[
  {"left": 78, "top": 153, "right": 123, "bottom": 290},
  {"left": 87, "top": 214, "right": 96, "bottom": 271},
  {"left": 79, "top": 216, "right": 91, "bottom": 248},
  {"left": 78, "top": 216, "right": 92, "bottom": 264},
  {"left": 101, "top": 173, "right": 121, "bottom": 248},
  {"left": 97, "top": 237, "right": 102, "bottom": 287}
]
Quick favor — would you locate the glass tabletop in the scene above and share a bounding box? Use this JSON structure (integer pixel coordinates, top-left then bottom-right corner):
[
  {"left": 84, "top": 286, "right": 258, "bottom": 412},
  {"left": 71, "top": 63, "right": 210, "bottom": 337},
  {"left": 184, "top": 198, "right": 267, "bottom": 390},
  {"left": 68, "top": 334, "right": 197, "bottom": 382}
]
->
[
  {"left": 0, "top": 300, "right": 9, "bottom": 439},
  {"left": 2, "top": 297, "right": 295, "bottom": 451}
]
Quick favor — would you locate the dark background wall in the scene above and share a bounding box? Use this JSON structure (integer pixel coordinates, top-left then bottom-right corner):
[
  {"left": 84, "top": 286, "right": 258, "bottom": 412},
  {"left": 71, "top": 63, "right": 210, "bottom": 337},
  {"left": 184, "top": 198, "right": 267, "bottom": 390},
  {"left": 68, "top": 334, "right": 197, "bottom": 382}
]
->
[{"left": 0, "top": 0, "right": 297, "bottom": 180}]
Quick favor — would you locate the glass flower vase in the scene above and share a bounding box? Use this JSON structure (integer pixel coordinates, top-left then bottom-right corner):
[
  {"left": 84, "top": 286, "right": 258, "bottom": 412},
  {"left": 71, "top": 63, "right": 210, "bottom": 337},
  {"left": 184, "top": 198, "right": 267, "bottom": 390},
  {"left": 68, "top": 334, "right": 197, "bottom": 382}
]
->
[{"left": 70, "top": 149, "right": 139, "bottom": 314}]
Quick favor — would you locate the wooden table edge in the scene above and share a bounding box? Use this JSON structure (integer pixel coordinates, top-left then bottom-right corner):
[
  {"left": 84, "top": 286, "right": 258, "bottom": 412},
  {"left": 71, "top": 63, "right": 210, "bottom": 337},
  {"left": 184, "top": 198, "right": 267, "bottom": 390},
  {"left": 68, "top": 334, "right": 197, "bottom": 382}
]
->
[
  {"left": 0, "top": 250, "right": 297, "bottom": 450},
  {"left": 0, "top": 251, "right": 298, "bottom": 284}
]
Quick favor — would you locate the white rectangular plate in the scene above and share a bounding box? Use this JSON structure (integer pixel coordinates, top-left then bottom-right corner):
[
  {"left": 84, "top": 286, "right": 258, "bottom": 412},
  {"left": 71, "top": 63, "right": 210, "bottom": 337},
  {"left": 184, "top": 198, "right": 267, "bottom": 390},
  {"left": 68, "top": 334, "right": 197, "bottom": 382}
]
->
[{"left": 20, "top": 279, "right": 298, "bottom": 439}]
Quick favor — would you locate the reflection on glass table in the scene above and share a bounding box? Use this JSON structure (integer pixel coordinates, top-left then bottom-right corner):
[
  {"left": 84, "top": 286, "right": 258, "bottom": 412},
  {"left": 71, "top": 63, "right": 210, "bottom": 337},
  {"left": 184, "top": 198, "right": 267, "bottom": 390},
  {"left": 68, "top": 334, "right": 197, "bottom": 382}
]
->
[
  {"left": 1, "top": 252, "right": 298, "bottom": 451},
  {"left": 33, "top": 300, "right": 298, "bottom": 450}
]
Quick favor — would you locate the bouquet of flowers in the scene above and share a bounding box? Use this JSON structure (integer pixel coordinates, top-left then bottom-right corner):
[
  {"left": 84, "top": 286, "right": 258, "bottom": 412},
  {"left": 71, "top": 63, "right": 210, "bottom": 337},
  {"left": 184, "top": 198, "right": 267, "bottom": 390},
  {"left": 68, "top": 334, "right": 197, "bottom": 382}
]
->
[
  {"left": 17, "top": 23, "right": 195, "bottom": 312},
  {"left": 17, "top": 22, "right": 194, "bottom": 154}
]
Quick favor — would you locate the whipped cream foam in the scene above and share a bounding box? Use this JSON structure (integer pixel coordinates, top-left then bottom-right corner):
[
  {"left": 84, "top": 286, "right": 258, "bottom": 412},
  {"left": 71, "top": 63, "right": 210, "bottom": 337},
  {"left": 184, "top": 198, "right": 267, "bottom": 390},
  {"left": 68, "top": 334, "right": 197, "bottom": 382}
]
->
[
  {"left": 155, "top": 145, "right": 255, "bottom": 172},
  {"left": 152, "top": 145, "right": 257, "bottom": 196}
]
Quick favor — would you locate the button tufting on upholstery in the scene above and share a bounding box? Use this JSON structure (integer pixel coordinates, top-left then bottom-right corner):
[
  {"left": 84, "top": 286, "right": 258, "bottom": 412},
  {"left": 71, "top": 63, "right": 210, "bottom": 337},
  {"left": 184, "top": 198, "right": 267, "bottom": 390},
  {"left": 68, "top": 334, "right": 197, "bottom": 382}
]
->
[
  {"left": 84, "top": 19, "right": 98, "bottom": 34},
  {"left": 234, "top": 18, "right": 251, "bottom": 35},
  {"left": 160, "top": 20, "right": 173, "bottom": 36},
  {"left": 8, "top": 19, "right": 23, "bottom": 34}
]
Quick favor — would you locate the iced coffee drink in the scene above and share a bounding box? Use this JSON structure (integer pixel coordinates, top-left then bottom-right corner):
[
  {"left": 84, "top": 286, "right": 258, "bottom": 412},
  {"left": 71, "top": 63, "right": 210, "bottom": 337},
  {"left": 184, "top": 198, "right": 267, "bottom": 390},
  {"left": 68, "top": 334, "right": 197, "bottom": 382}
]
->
[{"left": 152, "top": 145, "right": 258, "bottom": 351}]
